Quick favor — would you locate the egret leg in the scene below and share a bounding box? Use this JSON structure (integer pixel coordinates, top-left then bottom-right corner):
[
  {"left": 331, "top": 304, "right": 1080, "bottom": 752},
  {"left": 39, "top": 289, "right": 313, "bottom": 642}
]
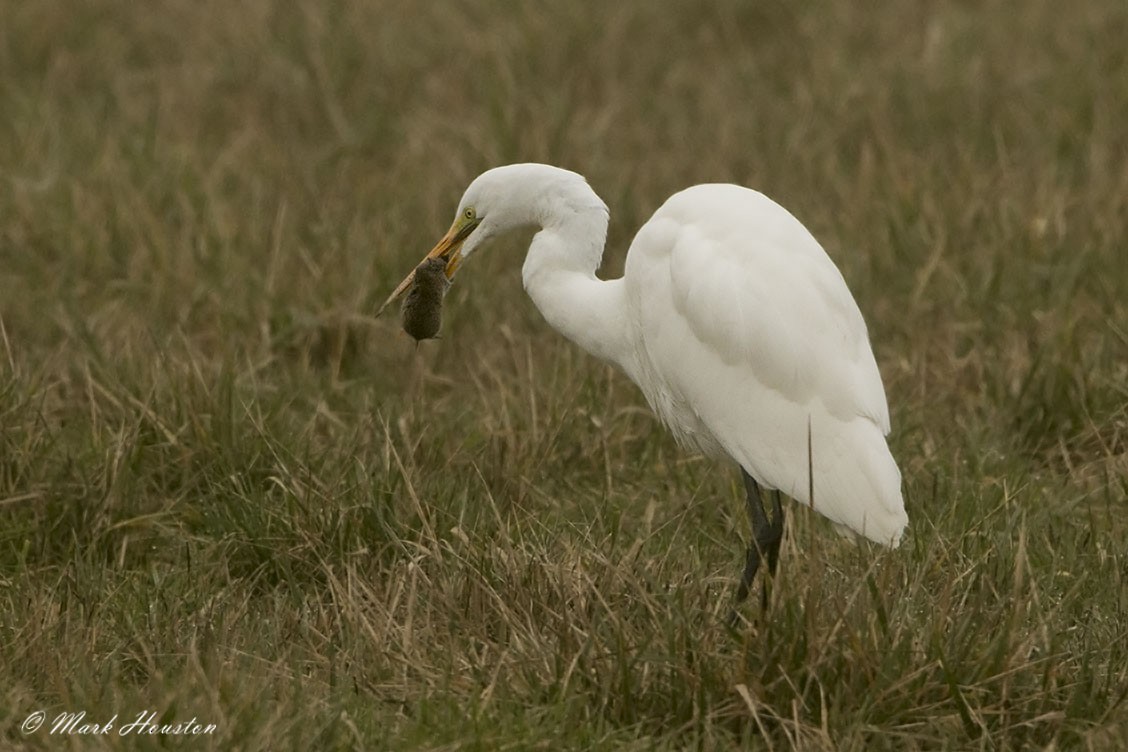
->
[{"left": 731, "top": 471, "right": 786, "bottom": 618}]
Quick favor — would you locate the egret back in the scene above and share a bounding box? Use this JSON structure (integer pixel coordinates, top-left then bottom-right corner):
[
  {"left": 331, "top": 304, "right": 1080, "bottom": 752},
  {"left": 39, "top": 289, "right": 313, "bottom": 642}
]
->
[{"left": 622, "top": 184, "right": 906, "bottom": 545}]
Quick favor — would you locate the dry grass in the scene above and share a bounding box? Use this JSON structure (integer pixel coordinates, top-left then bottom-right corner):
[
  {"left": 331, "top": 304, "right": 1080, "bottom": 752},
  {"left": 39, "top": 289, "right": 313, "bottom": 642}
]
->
[{"left": 2, "top": 0, "right": 1127, "bottom": 749}]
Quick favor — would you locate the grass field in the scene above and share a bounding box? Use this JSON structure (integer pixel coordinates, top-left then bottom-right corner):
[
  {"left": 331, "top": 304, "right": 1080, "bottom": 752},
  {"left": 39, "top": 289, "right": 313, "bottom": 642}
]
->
[{"left": 2, "top": 0, "right": 1127, "bottom": 749}]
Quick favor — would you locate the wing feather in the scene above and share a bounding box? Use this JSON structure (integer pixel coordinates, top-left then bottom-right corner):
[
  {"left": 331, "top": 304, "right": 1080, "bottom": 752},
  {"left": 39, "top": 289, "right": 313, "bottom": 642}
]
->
[
  {"left": 658, "top": 185, "right": 888, "bottom": 429},
  {"left": 622, "top": 184, "right": 905, "bottom": 544}
]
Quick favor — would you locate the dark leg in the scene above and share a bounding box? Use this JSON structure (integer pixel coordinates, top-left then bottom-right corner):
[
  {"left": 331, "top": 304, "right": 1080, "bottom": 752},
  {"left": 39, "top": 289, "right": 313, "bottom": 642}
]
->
[
  {"left": 764, "top": 490, "right": 784, "bottom": 580},
  {"left": 729, "top": 470, "right": 786, "bottom": 621}
]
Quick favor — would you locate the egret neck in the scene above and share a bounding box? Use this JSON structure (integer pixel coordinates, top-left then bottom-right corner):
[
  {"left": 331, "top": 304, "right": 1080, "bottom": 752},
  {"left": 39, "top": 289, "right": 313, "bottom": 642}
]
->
[{"left": 519, "top": 185, "right": 633, "bottom": 372}]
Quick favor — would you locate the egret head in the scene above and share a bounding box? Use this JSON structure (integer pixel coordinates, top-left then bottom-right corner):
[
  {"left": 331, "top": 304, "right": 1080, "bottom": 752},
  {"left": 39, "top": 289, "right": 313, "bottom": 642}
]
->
[{"left": 379, "top": 164, "right": 599, "bottom": 314}]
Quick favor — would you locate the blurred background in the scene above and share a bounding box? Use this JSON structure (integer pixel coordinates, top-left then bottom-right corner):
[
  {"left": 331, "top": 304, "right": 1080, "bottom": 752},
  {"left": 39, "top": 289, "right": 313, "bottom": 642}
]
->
[
  {"left": 1, "top": 0, "right": 1126, "bottom": 748},
  {"left": 3, "top": 1, "right": 1125, "bottom": 449}
]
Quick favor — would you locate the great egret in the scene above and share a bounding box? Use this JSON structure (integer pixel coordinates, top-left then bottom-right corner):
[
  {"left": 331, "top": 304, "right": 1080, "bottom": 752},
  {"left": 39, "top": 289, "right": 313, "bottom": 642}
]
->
[{"left": 382, "top": 163, "right": 907, "bottom": 613}]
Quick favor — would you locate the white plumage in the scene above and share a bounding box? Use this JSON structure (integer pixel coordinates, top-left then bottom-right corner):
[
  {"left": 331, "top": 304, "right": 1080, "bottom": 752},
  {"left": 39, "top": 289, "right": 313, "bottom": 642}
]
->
[
  {"left": 623, "top": 184, "right": 905, "bottom": 544},
  {"left": 385, "top": 163, "right": 906, "bottom": 584}
]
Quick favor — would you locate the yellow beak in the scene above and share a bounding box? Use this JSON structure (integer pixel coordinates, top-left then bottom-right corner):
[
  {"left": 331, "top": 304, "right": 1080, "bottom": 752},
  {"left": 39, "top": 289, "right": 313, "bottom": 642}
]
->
[{"left": 378, "top": 218, "right": 474, "bottom": 315}]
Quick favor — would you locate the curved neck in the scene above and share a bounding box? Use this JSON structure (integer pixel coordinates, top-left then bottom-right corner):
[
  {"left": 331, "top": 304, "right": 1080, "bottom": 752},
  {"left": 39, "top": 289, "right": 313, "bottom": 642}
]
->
[{"left": 520, "top": 204, "right": 634, "bottom": 370}]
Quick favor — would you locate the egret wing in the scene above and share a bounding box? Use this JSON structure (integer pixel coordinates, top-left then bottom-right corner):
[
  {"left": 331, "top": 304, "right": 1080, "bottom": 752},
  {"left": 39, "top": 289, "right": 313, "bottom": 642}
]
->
[{"left": 623, "top": 185, "right": 905, "bottom": 544}]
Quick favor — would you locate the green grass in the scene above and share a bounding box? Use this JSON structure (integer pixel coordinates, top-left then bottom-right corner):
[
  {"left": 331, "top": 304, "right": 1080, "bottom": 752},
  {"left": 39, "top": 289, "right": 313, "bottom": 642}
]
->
[{"left": 2, "top": 0, "right": 1127, "bottom": 748}]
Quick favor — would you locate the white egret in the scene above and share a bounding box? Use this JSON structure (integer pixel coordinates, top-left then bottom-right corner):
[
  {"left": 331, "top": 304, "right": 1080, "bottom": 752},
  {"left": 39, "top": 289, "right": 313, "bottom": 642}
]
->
[{"left": 382, "top": 163, "right": 907, "bottom": 614}]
